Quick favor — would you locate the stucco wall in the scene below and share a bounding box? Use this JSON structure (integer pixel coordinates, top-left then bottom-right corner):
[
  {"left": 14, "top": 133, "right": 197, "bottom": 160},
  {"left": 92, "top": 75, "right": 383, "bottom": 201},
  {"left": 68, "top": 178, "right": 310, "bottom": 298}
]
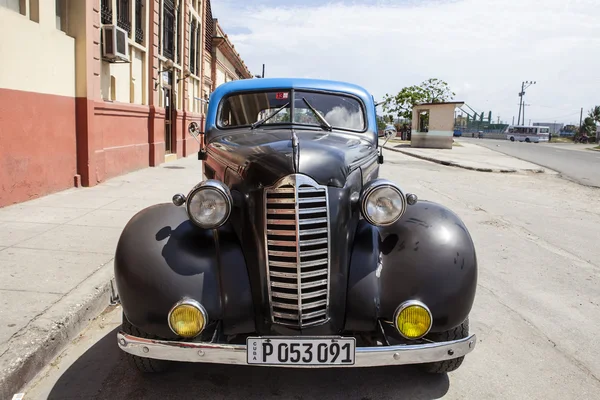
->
[
  {"left": 0, "top": 6, "right": 77, "bottom": 206},
  {"left": 412, "top": 103, "right": 458, "bottom": 133},
  {"left": 411, "top": 103, "right": 462, "bottom": 149},
  {"left": 216, "top": 48, "right": 237, "bottom": 78},
  {"left": 0, "top": 7, "right": 75, "bottom": 96}
]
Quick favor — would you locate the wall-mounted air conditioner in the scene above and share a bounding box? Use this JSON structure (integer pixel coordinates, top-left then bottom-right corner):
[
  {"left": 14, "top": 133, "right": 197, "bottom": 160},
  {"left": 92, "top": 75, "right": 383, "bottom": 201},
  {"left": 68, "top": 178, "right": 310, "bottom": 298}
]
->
[{"left": 101, "top": 25, "right": 130, "bottom": 62}]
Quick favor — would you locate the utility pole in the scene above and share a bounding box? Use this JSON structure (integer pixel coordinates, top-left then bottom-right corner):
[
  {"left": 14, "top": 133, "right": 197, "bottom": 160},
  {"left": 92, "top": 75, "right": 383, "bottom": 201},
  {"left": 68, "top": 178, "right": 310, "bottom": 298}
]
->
[
  {"left": 579, "top": 107, "right": 583, "bottom": 132},
  {"left": 512, "top": 116, "right": 515, "bottom": 125},
  {"left": 517, "top": 81, "right": 536, "bottom": 125},
  {"left": 262, "top": 64, "right": 265, "bottom": 78}
]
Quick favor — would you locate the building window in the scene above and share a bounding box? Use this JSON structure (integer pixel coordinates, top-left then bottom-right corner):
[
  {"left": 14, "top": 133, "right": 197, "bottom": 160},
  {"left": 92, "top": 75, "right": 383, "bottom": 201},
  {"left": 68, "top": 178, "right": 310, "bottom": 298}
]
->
[
  {"left": 55, "top": 0, "right": 67, "bottom": 32},
  {"left": 0, "top": 0, "right": 24, "bottom": 14},
  {"left": 418, "top": 111, "right": 430, "bottom": 133},
  {"left": 204, "top": 0, "right": 212, "bottom": 53},
  {"left": 162, "top": 0, "right": 175, "bottom": 60},
  {"left": 117, "top": 0, "right": 131, "bottom": 35},
  {"left": 100, "top": 0, "right": 112, "bottom": 24},
  {"left": 176, "top": 3, "right": 181, "bottom": 65},
  {"left": 190, "top": 18, "right": 197, "bottom": 75},
  {"left": 134, "top": 0, "right": 144, "bottom": 44},
  {"left": 195, "top": 22, "right": 201, "bottom": 75}
]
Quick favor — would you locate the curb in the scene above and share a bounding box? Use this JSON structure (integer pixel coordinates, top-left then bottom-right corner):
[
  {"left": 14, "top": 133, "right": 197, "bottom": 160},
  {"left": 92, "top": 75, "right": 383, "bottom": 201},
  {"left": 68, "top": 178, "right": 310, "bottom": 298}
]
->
[
  {"left": 0, "top": 262, "right": 115, "bottom": 400},
  {"left": 383, "top": 145, "right": 545, "bottom": 174}
]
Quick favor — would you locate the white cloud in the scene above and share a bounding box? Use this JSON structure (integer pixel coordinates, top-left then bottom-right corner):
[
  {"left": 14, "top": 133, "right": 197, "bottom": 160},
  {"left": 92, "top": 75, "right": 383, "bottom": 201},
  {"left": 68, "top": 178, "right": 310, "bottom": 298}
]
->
[{"left": 213, "top": 0, "right": 600, "bottom": 124}]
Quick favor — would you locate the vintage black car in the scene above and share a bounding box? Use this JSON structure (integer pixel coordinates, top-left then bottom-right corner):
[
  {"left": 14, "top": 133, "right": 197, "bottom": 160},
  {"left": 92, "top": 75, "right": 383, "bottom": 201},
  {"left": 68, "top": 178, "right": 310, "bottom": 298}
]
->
[{"left": 115, "top": 78, "right": 477, "bottom": 374}]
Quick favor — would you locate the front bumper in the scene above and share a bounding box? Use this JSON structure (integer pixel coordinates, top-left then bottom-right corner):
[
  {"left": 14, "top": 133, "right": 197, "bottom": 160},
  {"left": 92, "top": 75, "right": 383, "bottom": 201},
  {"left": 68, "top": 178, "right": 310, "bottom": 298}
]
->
[{"left": 117, "top": 332, "right": 477, "bottom": 368}]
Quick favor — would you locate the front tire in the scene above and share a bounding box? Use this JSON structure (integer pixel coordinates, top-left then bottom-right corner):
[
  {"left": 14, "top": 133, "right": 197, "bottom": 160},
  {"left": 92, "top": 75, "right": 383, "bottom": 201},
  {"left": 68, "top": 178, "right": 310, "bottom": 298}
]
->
[
  {"left": 121, "top": 313, "right": 171, "bottom": 373},
  {"left": 419, "top": 318, "right": 470, "bottom": 374}
]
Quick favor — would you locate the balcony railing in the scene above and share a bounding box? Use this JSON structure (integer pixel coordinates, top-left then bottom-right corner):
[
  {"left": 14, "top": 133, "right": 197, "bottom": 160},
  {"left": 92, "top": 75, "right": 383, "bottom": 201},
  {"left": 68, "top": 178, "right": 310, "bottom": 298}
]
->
[
  {"left": 117, "top": 18, "right": 131, "bottom": 35},
  {"left": 135, "top": 27, "right": 144, "bottom": 44},
  {"left": 101, "top": 3, "right": 112, "bottom": 25}
]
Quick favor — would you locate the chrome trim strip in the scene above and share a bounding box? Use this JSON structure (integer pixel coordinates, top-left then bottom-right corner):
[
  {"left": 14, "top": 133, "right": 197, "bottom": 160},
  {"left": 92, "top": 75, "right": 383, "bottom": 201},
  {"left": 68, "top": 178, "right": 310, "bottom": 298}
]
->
[
  {"left": 117, "top": 332, "right": 477, "bottom": 368},
  {"left": 263, "top": 174, "right": 331, "bottom": 328}
]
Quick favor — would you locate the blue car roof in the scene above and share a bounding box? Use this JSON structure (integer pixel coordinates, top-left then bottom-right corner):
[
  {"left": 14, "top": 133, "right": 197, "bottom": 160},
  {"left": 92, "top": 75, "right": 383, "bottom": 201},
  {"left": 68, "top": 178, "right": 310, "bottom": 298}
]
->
[{"left": 204, "top": 78, "right": 377, "bottom": 133}]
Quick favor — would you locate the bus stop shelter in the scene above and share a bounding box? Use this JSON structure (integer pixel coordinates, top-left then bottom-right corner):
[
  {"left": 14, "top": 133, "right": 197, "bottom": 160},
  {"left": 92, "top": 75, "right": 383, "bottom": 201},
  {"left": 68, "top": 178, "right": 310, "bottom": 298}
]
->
[{"left": 411, "top": 101, "right": 464, "bottom": 149}]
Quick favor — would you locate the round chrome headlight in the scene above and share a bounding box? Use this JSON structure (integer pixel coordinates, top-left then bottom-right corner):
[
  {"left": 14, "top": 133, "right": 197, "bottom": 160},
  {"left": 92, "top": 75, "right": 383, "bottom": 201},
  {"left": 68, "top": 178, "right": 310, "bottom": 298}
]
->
[
  {"left": 186, "top": 180, "right": 232, "bottom": 229},
  {"left": 360, "top": 180, "right": 407, "bottom": 226}
]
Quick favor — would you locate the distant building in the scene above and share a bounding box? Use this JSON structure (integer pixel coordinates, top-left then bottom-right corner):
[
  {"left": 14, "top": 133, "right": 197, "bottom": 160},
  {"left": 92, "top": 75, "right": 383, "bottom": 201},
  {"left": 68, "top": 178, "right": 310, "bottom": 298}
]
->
[{"left": 533, "top": 122, "right": 563, "bottom": 135}]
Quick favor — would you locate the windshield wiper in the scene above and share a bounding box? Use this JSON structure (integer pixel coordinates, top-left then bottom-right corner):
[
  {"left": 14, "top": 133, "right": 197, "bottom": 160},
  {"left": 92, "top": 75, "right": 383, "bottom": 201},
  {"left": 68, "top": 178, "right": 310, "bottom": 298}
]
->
[
  {"left": 251, "top": 102, "right": 290, "bottom": 130},
  {"left": 302, "top": 98, "right": 332, "bottom": 131}
]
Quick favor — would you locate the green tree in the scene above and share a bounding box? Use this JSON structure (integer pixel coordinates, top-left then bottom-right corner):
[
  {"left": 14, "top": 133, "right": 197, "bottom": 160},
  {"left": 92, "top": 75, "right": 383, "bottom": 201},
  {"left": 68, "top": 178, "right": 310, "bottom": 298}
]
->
[
  {"left": 381, "top": 78, "right": 455, "bottom": 121},
  {"left": 580, "top": 117, "right": 596, "bottom": 136},
  {"left": 588, "top": 106, "right": 600, "bottom": 125}
]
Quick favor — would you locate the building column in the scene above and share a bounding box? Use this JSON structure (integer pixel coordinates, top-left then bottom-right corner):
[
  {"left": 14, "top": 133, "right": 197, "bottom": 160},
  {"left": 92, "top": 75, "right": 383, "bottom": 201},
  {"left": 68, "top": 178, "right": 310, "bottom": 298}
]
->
[
  {"left": 148, "top": 0, "right": 165, "bottom": 166},
  {"left": 72, "top": 0, "right": 101, "bottom": 186}
]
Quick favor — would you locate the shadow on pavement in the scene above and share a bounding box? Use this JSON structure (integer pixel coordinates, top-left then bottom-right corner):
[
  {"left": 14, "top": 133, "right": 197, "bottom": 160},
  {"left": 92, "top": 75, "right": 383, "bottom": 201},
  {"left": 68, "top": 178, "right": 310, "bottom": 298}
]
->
[{"left": 48, "top": 328, "right": 450, "bottom": 400}]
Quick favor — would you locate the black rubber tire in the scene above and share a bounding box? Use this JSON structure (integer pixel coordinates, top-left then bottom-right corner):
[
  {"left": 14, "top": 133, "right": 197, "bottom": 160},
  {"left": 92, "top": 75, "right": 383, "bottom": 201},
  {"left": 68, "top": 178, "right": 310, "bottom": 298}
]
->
[
  {"left": 121, "top": 313, "right": 171, "bottom": 373},
  {"left": 510, "top": 136, "right": 515, "bottom": 142},
  {"left": 525, "top": 138, "right": 531, "bottom": 143},
  {"left": 419, "top": 318, "right": 469, "bottom": 374}
]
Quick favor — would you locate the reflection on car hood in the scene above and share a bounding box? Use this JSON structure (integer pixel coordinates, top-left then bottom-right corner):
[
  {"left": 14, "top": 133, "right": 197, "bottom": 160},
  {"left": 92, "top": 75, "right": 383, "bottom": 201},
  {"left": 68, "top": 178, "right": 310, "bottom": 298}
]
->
[{"left": 206, "top": 128, "right": 377, "bottom": 187}]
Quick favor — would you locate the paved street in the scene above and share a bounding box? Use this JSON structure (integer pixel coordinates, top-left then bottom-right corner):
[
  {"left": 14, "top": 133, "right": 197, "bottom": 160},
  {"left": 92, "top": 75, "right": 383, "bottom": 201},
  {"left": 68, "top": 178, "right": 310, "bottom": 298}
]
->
[
  {"left": 460, "top": 138, "right": 600, "bottom": 187},
  {"left": 21, "top": 150, "right": 600, "bottom": 400}
]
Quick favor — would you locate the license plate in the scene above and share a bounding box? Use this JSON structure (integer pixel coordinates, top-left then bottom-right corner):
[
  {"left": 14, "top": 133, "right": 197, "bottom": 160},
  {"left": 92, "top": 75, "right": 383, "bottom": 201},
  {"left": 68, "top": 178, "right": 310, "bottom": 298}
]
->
[{"left": 247, "top": 337, "right": 356, "bottom": 366}]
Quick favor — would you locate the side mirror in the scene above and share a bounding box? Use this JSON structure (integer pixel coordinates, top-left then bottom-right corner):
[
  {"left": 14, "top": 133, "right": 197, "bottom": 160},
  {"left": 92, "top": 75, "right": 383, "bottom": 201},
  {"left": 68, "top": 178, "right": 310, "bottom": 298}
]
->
[
  {"left": 378, "top": 125, "right": 397, "bottom": 165},
  {"left": 383, "top": 125, "right": 396, "bottom": 139},
  {"left": 188, "top": 122, "right": 202, "bottom": 144}
]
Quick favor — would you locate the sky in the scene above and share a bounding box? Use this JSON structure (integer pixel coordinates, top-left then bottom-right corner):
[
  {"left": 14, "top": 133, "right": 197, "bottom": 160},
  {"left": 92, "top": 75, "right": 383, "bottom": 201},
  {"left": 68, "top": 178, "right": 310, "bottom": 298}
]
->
[{"left": 211, "top": 0, "right": 600, "bottom": 125}]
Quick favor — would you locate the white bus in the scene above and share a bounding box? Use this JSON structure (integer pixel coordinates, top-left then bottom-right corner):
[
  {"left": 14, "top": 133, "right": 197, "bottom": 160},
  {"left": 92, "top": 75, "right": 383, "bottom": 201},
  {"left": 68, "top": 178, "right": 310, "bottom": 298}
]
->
[{"left": 506, "top": 125, "right": 550, "bottom": 143}]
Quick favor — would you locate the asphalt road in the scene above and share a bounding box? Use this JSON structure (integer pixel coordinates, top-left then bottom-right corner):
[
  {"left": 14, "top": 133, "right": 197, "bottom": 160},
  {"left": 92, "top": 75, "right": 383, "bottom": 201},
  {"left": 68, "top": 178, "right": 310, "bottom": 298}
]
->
[
  {"left": 459, "top": 137, "right": 600, "bottom": 187},
  {"left": 23, "top": 151, "right": 600, "bottom": 400}
]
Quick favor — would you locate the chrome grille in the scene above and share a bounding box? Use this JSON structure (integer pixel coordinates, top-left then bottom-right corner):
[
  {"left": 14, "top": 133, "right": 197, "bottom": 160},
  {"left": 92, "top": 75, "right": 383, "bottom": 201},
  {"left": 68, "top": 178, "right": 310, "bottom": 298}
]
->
[{"left": 264, "top": 174, "right": 330, "bottom": 328}]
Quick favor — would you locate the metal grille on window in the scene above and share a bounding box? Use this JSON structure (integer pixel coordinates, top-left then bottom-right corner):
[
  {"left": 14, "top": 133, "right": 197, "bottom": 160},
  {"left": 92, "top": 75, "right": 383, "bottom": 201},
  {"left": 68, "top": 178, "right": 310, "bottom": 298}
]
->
[
  {"left": 162, "top": 0, "right": 174, "bottom": 60},
  {"left": 176, "top": 4, "right": 181, "bottom": 65},
  {"left": 117, "top": 0, "right": 131, "bottom": 35},
  {"left": 190, "top": 18, "right": 196, "bottom": 75},
  {"left": 264, "top": 175, "right": 330, "bottom": 328},
  {"left": 134, "top": 0, "right": 143, "bottom": 44},
  {"left": 204, "top": 0, "right": 213, "bottom": 53},
  {"left": 195, "top": 23, "right": 201, "bottom": 75},
  {"left": 101, "top": 0, "right": 112, "bottom": 25}
]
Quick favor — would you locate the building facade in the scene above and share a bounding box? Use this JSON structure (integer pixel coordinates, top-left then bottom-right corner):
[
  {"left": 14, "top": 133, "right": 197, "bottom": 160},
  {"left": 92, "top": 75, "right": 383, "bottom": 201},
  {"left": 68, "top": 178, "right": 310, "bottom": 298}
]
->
[{"left": 0, "top": 0, "right": 252, "bottom": 207}]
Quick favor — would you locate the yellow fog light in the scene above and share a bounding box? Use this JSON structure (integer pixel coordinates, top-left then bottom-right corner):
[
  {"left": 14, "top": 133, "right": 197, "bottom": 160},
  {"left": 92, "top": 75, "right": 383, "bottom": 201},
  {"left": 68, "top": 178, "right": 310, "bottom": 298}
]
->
[
  {"left": 168, "top": 299, "right": 208, "bottom": 339},
  {"left": 394, "top": 300, "right": 432, "bottom": 339}
]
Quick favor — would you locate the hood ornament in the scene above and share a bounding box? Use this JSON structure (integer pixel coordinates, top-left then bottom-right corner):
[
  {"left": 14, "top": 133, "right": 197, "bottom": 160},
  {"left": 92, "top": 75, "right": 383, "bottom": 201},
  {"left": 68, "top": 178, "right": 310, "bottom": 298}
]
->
[{"left": 291, "top": 129, "right": 299, "bottom": 173}]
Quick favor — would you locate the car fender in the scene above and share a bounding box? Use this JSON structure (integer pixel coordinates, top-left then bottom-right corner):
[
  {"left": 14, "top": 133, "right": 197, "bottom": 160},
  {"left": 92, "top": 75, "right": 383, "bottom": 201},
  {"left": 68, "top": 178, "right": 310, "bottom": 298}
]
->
[
  {"left": 346, "top": 200, "right": 477, "bottom": 333},
  {"left": 114, "top": 203, "right": 255, "bottom": 339}
]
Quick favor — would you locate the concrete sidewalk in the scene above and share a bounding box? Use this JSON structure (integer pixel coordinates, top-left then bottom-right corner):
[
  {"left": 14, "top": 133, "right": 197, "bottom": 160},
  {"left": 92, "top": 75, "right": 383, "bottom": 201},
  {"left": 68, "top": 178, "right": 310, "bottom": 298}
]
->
[
  {"left": 382, "top": 139, "right": 549, "bottom": 173},
  {"left": 0, "top": 155, "right": 203, "bottom": 399}
]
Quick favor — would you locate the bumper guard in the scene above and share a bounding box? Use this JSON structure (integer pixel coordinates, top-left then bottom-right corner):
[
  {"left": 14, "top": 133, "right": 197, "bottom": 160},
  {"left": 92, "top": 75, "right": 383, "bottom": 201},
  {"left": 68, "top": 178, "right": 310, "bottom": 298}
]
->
[{"left": 117, "top": 331, "right": 477, "bottom": 368}]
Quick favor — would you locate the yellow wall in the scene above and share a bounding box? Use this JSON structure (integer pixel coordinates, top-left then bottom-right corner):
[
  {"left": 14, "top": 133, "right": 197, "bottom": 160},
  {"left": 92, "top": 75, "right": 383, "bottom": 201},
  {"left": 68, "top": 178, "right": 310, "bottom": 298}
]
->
[{"left": 0, "top": 6, "right": 75, "bottom": 97}]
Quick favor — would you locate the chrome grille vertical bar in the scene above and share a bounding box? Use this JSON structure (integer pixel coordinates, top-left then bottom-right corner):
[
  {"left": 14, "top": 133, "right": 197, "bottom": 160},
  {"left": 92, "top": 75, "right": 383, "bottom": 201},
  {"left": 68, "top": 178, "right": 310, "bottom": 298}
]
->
[
  {"left": 294, "top": 185, "right": 303, "bottom": 325},
  {"left": 264, "top": 174, "right": 330, "bottom": 328}
]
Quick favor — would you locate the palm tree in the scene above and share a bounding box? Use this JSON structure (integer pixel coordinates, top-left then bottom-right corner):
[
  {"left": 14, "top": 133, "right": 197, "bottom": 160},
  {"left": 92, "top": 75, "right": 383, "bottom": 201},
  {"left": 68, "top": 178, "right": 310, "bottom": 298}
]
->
[
  {"left": 589, "top": 106, "right": 600, "bottom": 123},
  {"left": 589, "top": 106, "right": 600, "bottom": 143}
]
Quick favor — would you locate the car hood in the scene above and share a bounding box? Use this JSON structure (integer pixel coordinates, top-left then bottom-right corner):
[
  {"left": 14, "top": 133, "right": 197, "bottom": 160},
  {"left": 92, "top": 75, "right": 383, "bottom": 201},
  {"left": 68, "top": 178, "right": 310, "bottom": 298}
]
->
[{"left": 206, "top": 128, "right": 377, "bottom": 187}]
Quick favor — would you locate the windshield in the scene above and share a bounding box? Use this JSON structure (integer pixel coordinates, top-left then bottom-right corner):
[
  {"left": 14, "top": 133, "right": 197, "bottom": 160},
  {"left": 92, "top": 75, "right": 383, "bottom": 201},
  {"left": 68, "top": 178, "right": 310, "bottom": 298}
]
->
[{"left": 217, "top": 90, "right": 366, "bottom": 131}]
